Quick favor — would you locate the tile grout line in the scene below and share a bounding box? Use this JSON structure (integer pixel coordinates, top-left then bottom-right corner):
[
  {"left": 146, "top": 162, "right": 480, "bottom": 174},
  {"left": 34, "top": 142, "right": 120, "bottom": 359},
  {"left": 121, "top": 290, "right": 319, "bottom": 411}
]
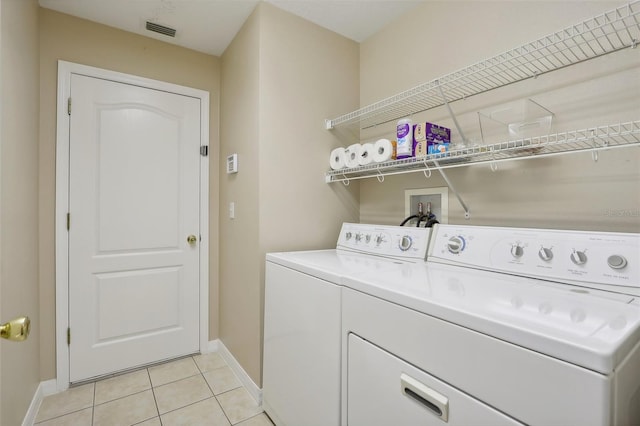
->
[
  {"left": 214, "top": 385, "right": 266, "bottom": 425},
  {"left": 155, "top": 394, "right": 221, "bottom": 420},
  {"left": 149, "top": 356, "right": 202, "bottom": 388},
  {"left": 198, "top": 354, "right": 253, "bottom": 425},
  {"left": 212, "top": 388, "right": 235, "bottom": 425},
  {"left": 91, "top": 382, "right": 96, "bottom": 426},
  {"left": 150, "top": 372, "right": 202, "bottom": 390},
  {"left": 241, "top": 411, "right": 274, "bottom": 425},
  {"left": 33, "top": 383, "right": 96, "bottom": 425},
  {"left": 92, "top": 378, "right": 159, "bottom": 425},
  {"left": 191, "top": 355, "right": 231, "bottom": 423},
  {"left": 33, "top": 407, "right": 91, "bottom": 425},
  {"left": 90, "top": 387, "right": 151, "bottom": 409},
  {"left": 147, "top": 367, "right": 163, "bottom": 426},
  {"left": 197, "top": 356, "right": 236, "bottom": 426}
]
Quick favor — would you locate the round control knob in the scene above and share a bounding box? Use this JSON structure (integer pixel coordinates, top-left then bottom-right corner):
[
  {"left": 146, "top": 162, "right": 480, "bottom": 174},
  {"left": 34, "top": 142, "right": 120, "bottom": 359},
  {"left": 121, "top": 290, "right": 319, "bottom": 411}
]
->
[
  {"left": 355, "top": 233, "right": 362, "bottom": 242},
  {"left": 365, "top": 234, "right": 371, "bottom": 244},
  {"left": 375, "top": 234, "right": 385, "bottom": 246},
  {"left": 570, "top": 250, "right": 587, "bottom": 266},
  {"left": 345, "top": 232, "right": 352, "bottom": 241},
  {"left": 607, "top": 255, "right": 627, "bottom": 270},
  {"left": 447, "top": 236, "right": 465, "bottom": 254},
  {"left": 511, "top": 244, "right": 524, "bottom": 258},
  {"left": 399, "top": 235, "right": 413, "bottom": 252},
  {"left": 538, "top": 247, "right": 553, "bottom": 262}
]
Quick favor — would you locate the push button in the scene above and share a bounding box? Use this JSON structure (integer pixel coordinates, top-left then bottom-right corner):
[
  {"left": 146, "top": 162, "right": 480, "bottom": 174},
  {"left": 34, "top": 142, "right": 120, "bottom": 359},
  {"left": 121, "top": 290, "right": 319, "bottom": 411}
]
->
[{"left": 607, "top": 255, "right": 627, "bottom": 270}]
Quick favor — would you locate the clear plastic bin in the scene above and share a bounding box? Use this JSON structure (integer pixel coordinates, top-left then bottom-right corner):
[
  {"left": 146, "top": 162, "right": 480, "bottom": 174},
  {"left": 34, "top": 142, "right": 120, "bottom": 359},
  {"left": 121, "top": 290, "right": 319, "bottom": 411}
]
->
[{"left": 478, "top": 98, "right": 554, "bottom": 145}]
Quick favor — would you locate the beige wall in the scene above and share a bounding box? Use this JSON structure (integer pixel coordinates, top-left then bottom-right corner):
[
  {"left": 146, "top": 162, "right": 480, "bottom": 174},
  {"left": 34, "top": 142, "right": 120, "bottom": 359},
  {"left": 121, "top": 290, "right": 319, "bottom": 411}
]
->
[
  {"left": 258, "top": 3, "right": 360, "bottom": 251},
  {"left": 38, "top": 8, "right": 221, "bottom": 380},
  {"left": 1, "top": 0, "right": 41, "bottom": 424},
  {"left": 219, "top": 3, "right": 262, "bottom": 385},
  {"left": 359, "top": 1, "right": 639, "bottom": 232},
  {"left": 220, "top": 3, "right": 359, "bottom": 385}
]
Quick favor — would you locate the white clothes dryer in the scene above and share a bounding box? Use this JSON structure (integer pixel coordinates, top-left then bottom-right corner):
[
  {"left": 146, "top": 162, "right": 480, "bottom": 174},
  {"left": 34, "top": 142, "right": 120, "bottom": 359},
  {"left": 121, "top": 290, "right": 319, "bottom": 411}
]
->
[{"left": 341, "top": 224, "right": 640, "bottom": 426}]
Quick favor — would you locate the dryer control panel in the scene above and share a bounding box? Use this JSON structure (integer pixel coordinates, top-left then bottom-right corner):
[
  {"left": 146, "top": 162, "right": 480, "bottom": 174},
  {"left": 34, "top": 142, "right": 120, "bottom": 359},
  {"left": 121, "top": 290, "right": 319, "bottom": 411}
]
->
[
  {"left": 338, "top": 223, "right": 431, "bottom": 262},
  {"left": 428, "top": 224, "right": 640, "bottom": 296}
]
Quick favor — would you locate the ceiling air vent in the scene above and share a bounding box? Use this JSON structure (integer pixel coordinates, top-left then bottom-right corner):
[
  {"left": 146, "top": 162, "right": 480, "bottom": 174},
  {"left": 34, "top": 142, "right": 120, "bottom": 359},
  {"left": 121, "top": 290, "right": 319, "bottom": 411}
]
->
[{"left": 145, "top": 21, "right": 176, "bottom": 38}]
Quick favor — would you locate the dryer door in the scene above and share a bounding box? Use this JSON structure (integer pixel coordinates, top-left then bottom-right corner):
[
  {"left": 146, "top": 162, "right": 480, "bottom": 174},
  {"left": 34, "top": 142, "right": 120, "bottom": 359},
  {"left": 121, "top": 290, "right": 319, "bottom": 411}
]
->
[{"left": 347, "top": 333, "right": 523, "bottom": 426}]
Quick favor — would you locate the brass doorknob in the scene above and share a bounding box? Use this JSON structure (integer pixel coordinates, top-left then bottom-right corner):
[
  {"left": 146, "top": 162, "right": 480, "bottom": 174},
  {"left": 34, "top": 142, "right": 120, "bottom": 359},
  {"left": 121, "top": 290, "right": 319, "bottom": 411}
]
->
[
  {"left": 1, "top": 316, "right": 30, "bottom": 342},
  {"left": 187, "top": 235, "right": 197, "bottom": 245}
]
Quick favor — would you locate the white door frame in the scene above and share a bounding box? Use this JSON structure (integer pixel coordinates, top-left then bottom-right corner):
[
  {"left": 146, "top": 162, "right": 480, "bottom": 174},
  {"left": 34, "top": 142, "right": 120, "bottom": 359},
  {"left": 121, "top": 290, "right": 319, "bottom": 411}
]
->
[{"left": 55, "top": 60, "right": 209, "bottom": 390}]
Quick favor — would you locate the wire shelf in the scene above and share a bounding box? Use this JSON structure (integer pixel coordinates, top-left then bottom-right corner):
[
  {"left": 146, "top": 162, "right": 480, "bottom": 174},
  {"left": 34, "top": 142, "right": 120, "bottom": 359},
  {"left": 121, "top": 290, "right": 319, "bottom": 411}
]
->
[
  {"left": 325, "top": 121, "right": 640, "bottom": 183},
  {"left": 325, "top": 1, "right": 640, "bottom": 131}
]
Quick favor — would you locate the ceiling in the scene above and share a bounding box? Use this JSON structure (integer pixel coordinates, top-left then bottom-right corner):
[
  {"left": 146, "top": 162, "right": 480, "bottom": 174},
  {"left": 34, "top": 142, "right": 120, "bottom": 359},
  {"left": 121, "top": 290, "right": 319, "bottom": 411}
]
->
[{"left": 38, "top": 0, "right": 424, "bottom": 56}]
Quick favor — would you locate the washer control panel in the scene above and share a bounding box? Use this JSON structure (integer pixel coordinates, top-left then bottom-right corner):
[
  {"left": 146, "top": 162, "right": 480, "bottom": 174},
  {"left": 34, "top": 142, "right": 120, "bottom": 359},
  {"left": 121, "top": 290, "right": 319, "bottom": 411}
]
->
[
  {"left": 337, "top": 223, "right": 431, "bottom": 261},
  {"left": 429, "top": 224, "right": 639, "bottom": 293}
]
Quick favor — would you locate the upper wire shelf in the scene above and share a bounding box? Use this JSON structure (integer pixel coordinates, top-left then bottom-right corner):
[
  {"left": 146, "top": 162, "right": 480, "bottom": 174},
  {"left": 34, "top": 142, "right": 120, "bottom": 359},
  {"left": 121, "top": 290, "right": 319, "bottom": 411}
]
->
[
  {"left": 325, "top": 1, "right": 640, "bottom": 131},
  {"left": 325, "top": 121, "right": 640, "bottom": 183}
]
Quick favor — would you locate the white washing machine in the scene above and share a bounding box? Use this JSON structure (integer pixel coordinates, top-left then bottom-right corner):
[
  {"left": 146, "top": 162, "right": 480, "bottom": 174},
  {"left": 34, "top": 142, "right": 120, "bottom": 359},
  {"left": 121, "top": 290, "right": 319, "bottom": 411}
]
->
[
  {"left": 263, "top": 223, "right": 432, "bottom": 426},
  {"left": 342, "top": 224, "right": 640, "bottom": 426}
]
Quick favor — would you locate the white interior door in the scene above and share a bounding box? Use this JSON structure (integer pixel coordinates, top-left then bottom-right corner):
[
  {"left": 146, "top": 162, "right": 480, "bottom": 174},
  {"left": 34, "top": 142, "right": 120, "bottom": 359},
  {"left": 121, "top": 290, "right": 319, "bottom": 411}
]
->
[{"left": 68, "top": 73, "right": 201, "bottom": 382}]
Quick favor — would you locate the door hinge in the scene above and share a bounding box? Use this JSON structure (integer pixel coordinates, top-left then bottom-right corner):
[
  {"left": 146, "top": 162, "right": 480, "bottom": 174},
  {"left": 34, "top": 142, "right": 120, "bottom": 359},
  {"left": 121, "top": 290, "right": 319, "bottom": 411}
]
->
[
  {"left": 200, "top": 146, "right": 208, "bottom": 157},
  {"left": 67, "top": 97, "right": 71, "bottom": 115},
  {"left": 67, "top": 327, "right": 71, "bottom": 345},
  {"left": 66, "top": 213, "right": 70, "bottom": 231}
]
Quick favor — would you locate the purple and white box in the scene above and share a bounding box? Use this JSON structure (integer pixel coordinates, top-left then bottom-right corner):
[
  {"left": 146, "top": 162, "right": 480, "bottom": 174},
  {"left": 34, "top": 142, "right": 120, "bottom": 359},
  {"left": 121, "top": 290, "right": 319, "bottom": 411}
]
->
[{"left": 413, "top": 122, "right": 451, "bottom": 156}]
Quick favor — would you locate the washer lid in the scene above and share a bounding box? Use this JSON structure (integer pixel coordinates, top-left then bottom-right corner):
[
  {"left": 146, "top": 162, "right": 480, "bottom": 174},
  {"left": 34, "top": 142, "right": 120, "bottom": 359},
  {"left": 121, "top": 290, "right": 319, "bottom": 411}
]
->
[
  {"left": 266, "top": 249, "right": 408, "bottom": 284},
  {"left": 342, "top": 261, "right": 640, "bottom": 375}
]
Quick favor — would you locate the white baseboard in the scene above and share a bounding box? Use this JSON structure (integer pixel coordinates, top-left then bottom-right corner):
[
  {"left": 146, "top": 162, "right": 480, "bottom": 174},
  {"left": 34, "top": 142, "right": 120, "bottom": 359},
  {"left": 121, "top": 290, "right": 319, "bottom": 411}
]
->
[
  {"left": 22, "top": 379, "right": 58, "bottom": 426},
  {"left": 212, "top": 339, "right": 262, "bottom": 405},
  {"left": 205, "top": 339, "right": 220, "bottom": 353}
]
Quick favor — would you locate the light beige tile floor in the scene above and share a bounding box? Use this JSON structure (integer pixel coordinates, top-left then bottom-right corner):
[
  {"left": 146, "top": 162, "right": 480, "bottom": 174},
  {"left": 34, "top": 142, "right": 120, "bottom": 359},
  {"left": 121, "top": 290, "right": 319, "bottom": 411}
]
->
[{"left": 34, "top": 353, "right": 274, "bottom": 426}]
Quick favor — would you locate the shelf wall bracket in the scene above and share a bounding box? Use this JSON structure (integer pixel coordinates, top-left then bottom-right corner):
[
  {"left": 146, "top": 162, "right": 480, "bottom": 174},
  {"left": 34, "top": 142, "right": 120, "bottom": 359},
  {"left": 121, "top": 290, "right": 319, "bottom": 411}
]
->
[
  {"left": 436, "top": 81, "right": 468, "bottom": 145},
  {"left": 325, "top": 119, "right": 334, "bottom": 130},
  {"left": 434, "top": 160, "right": 471, "bottom": 220}
]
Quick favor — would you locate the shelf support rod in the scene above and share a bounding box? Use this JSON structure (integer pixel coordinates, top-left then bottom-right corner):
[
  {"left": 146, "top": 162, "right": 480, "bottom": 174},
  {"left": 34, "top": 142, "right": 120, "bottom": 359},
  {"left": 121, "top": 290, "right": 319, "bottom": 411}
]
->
[
  {"left": 436, "top": 81, "right": 468, "bottom": 145},
  {"left": 436, "top": 80, "right": 471, "bottom": 218},
  {"left": 433, "top": 160, "right": 470, "bottom": 220}
]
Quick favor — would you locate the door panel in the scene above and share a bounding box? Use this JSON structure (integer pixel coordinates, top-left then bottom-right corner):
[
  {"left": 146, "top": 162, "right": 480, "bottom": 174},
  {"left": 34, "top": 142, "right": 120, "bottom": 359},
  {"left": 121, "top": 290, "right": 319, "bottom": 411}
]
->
[
  {"left": 95, "top": 267, "right": 181, "bottom": 340},
  {"left": 97, "top": 106, "right": 180, "bottom": 252},
  {"left": 68, "top": 74, "right": 200, "bottom": 382}
]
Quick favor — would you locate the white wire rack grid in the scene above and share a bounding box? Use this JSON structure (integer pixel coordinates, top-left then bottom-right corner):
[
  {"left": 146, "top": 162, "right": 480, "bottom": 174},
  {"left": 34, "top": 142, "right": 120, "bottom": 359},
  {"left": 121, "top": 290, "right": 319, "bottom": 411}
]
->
[
  {"left": 325, "top": 121, "right": 640, "bottom": 183},
  {"left": 325, "top": 1, "right": 640, "bottom": 131}
]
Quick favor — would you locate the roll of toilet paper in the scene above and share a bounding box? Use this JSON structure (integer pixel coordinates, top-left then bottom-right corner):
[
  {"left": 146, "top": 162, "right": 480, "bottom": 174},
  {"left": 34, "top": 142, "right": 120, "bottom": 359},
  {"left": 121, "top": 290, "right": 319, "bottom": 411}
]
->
[
  {"left": 358, "top": 143, "right": 374, "bottom": 166},
  {"left": 344, "top": 144, "right": 362, "bottom": 168},
  {"left": 373, "top": 139, "right": 394, "bottom": 163},
  {"left": 329, "top": 147, "right": 346, "bottom": 170}
]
